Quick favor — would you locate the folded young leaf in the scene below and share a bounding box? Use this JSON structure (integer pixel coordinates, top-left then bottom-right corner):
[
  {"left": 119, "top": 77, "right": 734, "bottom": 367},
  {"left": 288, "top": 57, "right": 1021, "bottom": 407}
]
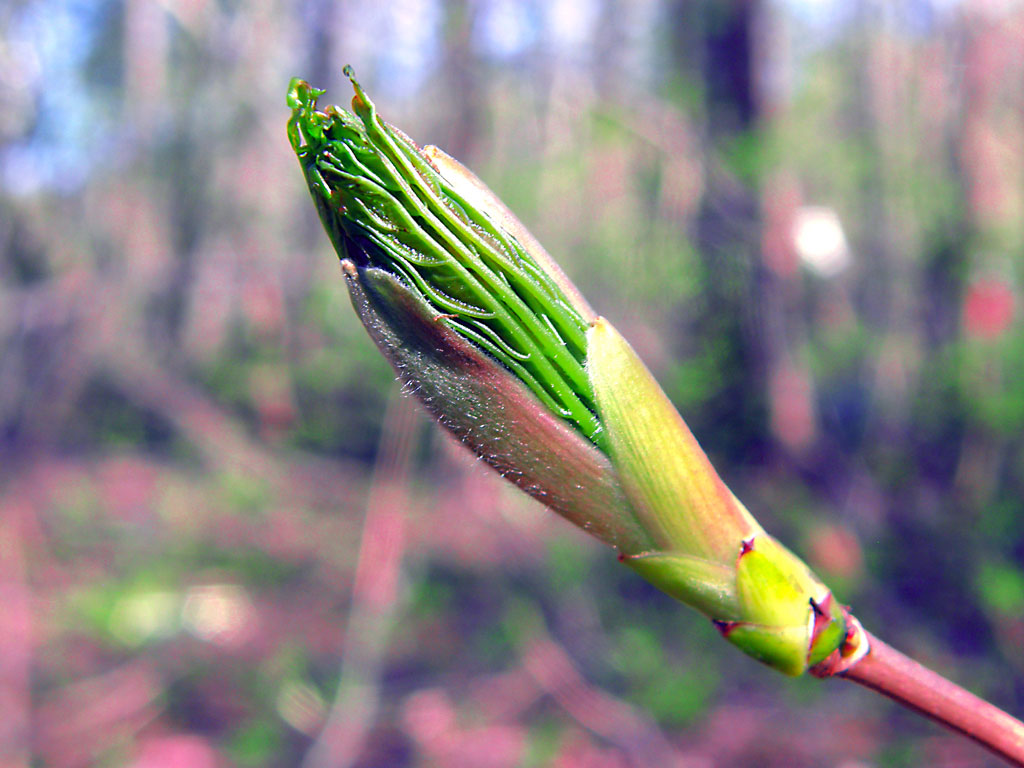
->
[{"left": 587, "top": 317, "right": 761, "bottom": 560}]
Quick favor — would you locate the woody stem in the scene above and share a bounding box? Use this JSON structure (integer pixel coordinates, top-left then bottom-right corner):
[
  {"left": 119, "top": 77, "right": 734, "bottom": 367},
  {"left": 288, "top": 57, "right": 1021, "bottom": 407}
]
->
[{"left": 839, "top": 629, "right": 1024, "bottom": 766}]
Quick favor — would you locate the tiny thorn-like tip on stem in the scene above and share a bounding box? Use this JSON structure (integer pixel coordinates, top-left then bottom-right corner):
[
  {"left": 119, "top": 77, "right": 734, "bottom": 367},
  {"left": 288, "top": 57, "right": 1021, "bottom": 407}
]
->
[{"left": 711, "top": 619, "right": 735, "bottom": 637}]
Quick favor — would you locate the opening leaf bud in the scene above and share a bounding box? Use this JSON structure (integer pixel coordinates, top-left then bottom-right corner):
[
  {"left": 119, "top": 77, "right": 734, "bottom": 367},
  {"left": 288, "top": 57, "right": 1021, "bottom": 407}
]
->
[{"left": 286, "top": 72, "right": 852, "bottom": 676}]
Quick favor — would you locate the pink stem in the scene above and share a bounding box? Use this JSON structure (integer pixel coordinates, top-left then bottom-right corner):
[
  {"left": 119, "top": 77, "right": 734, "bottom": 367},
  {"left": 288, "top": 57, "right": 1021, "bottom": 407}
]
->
[{"left": 840, "top": 630, "right": 1024, "bottom": 766}]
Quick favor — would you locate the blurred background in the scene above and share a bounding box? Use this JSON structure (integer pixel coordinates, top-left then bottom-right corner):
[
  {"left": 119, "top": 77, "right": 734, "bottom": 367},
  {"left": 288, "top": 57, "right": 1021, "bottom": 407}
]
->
[{"left": 2, "top": 0, "right": 1024, "bottom": 765}]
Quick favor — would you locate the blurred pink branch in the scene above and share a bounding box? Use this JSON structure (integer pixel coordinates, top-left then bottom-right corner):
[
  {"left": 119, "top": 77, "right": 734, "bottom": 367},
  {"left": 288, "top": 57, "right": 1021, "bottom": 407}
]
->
[
  {"left": 303, "top": 390, "right": 420, "bottom": 768},
  {"left": 35, "top": 661, "right": 161, "bottom": 768},
  {"left": 522, "top": 629, "right": 686, "bottom": 766},
  {"left": 0, "top": 498, "right": 31, "bottom": 768}
]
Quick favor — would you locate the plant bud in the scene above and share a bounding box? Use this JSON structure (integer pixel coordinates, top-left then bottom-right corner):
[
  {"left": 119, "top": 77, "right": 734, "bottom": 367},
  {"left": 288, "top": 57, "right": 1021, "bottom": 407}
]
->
[{"left": 287, "top": 72, "right": 855, "bottom": 675}]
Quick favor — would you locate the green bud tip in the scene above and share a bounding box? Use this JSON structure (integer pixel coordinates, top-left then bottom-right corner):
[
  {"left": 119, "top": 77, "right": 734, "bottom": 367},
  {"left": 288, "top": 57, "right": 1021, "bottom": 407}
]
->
[{"left": 288, "top": 70, "right": 607, "bottom": 451}]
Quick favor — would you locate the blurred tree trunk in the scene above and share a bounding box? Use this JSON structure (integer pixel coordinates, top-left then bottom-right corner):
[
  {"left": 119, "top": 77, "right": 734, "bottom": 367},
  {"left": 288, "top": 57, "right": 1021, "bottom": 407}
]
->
[
  {"left": 667, "top": 0, "right": 765, "bottom": 462},
  {"left": 437, "top": 0, "right": 481, "bottom": 162}
]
